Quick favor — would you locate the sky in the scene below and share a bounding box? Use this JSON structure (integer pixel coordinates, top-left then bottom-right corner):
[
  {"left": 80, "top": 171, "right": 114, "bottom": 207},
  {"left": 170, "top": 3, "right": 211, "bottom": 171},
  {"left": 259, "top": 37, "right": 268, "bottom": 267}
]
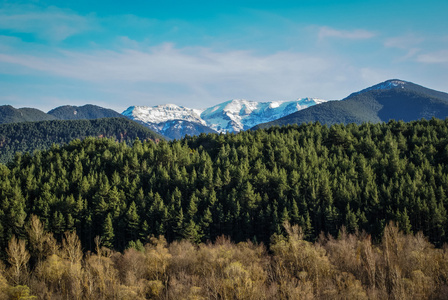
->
[{"left": 0, "top": 0, "right": 447, "bottom": 113}]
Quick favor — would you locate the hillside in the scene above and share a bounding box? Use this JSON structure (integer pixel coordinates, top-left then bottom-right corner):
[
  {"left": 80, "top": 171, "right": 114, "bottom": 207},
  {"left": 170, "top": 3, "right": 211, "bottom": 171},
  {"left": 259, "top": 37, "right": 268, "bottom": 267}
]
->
[
  {"left": 0, "top": 105, "right": 57, "bottom": 124},
  {"left": 48, "top": 104, "right": 124, "bottom": 120},
  {"left": 253, "top": 79, "right": 448, "bottom": 129},
  {"left": 0, "top": 117, "right": 163, "bottom": 163}
]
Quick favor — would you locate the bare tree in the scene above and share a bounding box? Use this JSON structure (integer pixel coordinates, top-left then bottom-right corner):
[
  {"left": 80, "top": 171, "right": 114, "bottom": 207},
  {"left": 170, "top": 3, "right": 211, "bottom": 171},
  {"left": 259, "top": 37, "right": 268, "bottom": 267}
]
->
[{"left": 6, "top": 235, "right": 30, "bottom": 285}]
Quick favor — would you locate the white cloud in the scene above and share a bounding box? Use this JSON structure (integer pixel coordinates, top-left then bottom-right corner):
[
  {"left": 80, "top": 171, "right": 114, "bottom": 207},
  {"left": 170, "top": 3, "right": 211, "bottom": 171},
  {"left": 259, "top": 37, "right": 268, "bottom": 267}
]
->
[
  {"left": 0, "top": 4, "right": 95, "bottom": 41},
  {"left": 416, "top": 50, "right": 448, "bottom": 64},
  {"left": 318, "top": 26, "right": 376, "bottom": 40},
  {"left": 0, "top": 42, "right": 370, "bottom": 107},
  {"left": 384, "top": 34, "right": 424, "bottom": 49},
  {"left": 383, "top": 34, "right": 424, "bottom": 61},
  {"left": 0, "top": 43, "right": 330, "bottom": 83}
]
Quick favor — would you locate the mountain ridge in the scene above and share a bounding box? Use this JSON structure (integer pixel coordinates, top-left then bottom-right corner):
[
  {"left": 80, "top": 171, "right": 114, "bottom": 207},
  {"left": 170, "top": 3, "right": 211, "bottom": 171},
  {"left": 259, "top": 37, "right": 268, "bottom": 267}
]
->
[
  {"left": 48, "top": 104, "right": 124, "bottom": 120},
  {"left": 0, "top": 105, "right": 57, "bottom": 124},
  {"left": 3, "top": 79, "right": 448, "bottom": 138},
  {"left": 253, "top": 79, "right": 448, "bottom": 129},
  {"left": 123, "top": 98, "right": 327, "bottom": 139}
]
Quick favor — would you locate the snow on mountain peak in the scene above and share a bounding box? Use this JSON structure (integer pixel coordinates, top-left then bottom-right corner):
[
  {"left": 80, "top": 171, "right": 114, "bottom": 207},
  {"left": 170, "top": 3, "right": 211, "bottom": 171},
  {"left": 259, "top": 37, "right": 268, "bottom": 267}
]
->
[
  {"left": 122, "top": 97, "right": 327, "bottom": 136},
  {"left": 122, "top": 104, "right": 205, "bottom": 125},
  {"left": 269, "top": 102, "right": 281, "bottom": 109},
  {"left": 297, "top": 97, "right": 327, "bottom": 107},
  {"left": 355, "top": 79, "right": 408, "bottom": 95},
  {"left": 200, "top": 98, "right": 327, "bottom": 133}
]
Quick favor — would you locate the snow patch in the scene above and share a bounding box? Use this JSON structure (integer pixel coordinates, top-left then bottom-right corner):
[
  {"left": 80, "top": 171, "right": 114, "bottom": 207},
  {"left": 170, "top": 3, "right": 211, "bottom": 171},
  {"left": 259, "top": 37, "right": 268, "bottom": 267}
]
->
[{"left": 354, "top": 79, "right": 408, "bottom": 95}]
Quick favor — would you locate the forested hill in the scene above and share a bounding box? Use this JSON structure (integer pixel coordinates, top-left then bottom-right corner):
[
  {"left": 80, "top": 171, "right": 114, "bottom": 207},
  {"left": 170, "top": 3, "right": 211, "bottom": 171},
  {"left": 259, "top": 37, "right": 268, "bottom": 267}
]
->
[
  {"left": 1, "top": 118, "right": 448, "bottom": 256},
  {"left": 0, "top": 105, "right": 57, "bottom": 124},
  {"left": 0, "top": 118, "right": 163, "bottom": 163},
  {"left": 47, "top": 104, "right": 124, "bottom": 120}
]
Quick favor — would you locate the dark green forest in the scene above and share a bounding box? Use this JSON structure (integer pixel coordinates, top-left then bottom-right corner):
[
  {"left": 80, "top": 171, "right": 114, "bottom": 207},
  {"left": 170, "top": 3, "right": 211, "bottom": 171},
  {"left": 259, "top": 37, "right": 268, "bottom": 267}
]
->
[
  {"left": 0, "top": 118, "right": 163, "bottom": 164},
  {"left": 1, "top": 118, "right": 448, "bottom": 255}
]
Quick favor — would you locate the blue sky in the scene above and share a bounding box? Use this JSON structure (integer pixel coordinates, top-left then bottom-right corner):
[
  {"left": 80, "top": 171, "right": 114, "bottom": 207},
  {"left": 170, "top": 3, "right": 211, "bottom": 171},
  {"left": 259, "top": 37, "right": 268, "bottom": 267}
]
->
[{"left": 0, "top": 0, "right": 447, "bottom": 112}]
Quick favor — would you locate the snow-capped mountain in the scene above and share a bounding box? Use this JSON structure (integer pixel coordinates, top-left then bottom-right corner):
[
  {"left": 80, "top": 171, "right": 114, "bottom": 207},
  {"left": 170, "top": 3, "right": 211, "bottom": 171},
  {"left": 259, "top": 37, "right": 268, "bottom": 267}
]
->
[
  {"left": 353, "top": 79, "right": 407, "bottom": 95},
  {"left": 201, "top": 98, "right": 327, "bottom": 133},
  {"left": 122, "top": 98, "right": 327, "bottom": 139},
  {"left": 122, "top": 104, "right": 205, "bottom": 125},
  {"left": 122, "top": 104, "right": 217, "bottom": 140}
]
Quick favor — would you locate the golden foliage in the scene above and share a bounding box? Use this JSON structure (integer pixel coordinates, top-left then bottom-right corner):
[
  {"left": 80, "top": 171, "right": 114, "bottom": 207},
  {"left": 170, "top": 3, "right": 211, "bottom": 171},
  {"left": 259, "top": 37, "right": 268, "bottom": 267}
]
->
[
  {"left": 6, "top": 236, "right": 30, "bottom": 285},
  {"left": 1, "top": 219, "right": 448, "bottom": 299}
]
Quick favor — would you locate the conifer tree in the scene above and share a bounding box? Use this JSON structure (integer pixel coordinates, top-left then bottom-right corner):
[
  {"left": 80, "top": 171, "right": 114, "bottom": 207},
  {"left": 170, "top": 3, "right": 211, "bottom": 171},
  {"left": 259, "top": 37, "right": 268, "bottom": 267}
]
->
[
  {"left": 125, "top": 201, "right": 140, "bottom": 242},
  {"left": 102, "top": 213, "right": 114, "bottom": 249}
]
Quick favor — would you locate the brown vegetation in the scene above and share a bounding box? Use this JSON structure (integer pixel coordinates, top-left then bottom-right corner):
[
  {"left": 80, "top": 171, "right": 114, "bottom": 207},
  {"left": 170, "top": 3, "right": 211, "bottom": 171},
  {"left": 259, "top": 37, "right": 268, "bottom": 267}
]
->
[{"left": 1, "top": 217, "right": 448, "bottom": 299}]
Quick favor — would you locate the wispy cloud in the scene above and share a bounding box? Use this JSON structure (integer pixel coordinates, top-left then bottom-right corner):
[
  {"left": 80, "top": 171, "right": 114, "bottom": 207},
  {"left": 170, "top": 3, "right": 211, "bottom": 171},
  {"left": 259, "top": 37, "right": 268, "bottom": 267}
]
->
[
  {"left": 0, "top": 42, "right": 368, "bottom": 106},
  {"left": 318, "top": 26, "right": 376, "bottom": 40},
  {"left": 416, "top": 50, "right": 448, "bottom": 64},
  {"left": 384, "top": 34, "right": 424, "bottom": 49},
  {"left": 383, "top": 34, "right": 424, "bottom": 61},
  {"left": 0, "top": 4, "right": 95, "bottom": 41},
  {"left": 0, "top": 43, "right": 329, "bottom": 83}
]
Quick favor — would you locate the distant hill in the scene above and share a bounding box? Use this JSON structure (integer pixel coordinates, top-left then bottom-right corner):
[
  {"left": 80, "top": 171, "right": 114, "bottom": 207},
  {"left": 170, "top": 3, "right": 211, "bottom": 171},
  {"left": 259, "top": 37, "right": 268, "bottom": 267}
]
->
[
  {"left": 0, "top": 104, "right": 124, "bottom": 125},
  {"left": 0, "top": 105, "right": 57, "bottom": 124},
  {"left": 253, "top": 79, "right": 448, "bottom": 129},
  {"left": 48, "top": 104, "right": 124, "bottom": 120},
  {"left": 0, "top": 117, "right": 163, "bottom": 164}
]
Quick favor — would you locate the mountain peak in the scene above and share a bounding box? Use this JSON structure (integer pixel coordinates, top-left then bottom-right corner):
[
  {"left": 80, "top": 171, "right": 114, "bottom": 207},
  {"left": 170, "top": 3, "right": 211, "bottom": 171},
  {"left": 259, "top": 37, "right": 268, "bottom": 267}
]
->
[
  {"left": 346, "top": 79, "right": 410, "bottom": 98},
  {"left": 361, "top": 79, "right": 408, "bottom": 93},
  {"left": 48, "top": 104, "right": 123, "bottom": 120},
  {"left": 254, "top": 79, "right": 448, "bottom": 130},
  {"left": 122, "top": 97, "right": 328, "bottom": 137},
  {"left": 122, "top": 104, "right": 205, "bottom": 125}
]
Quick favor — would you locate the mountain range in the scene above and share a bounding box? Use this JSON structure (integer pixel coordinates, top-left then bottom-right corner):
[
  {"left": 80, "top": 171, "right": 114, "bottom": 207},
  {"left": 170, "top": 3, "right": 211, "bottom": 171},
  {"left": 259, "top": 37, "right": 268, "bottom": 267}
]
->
[
  {"left": 123, "top": 98, "right": 327, "bottom": 139},
  {"left": 1, "top": 79, "right": 448, "bottom": 140}
]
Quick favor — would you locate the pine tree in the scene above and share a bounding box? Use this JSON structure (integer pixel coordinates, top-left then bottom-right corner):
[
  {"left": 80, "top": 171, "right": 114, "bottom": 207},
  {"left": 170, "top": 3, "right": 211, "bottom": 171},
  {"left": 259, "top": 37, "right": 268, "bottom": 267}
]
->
[
  {"left": 200, "top": 207, "right": 213, "bottom": 241},
  {"left": 52, "top": 211, "right": 65, "bottom": 236},
  {"left": 345, "top": 204, "right": 358, "bottom": 234},
  {"left": 183, "top": 219, "right": 202, "bottom": 244},
  {"left": 102, "top": 213, "right": 114, "bottom": 249},
  {"left": 396, "top": 208, "right": 412, "bottom": 234},
  {"left": 290, "top": 200, "right": 300, "bottom": 225},
  {"left": 173, "top": 208, "right": 185, "bottom": 241},
  {"left": 125, "top": 201, "right": 140, "bottom": 242}
]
